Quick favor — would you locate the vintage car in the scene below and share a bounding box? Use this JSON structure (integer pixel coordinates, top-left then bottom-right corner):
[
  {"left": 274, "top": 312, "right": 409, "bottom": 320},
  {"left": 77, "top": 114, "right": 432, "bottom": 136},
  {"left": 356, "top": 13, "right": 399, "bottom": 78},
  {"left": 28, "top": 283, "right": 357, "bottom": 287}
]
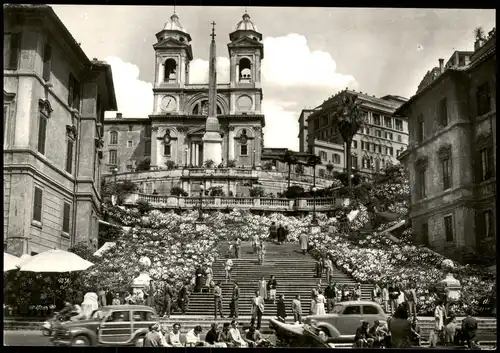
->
[
  {"left": 304, "top": 300, "right": 388, "bottom": 339},
  {"left": 51, "top": 305, "right": 159, "bottom": 347}
]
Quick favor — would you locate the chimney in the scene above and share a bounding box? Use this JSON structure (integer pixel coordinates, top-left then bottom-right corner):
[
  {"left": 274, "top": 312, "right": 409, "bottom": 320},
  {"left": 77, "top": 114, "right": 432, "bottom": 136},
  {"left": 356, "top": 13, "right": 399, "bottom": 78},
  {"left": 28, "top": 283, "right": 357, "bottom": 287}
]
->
[
  {"left": 438, "top": 58, "right": 444, "bottom": 73},
  {"left": 116, "top": 112, "right": 122, "bottom": 118}
]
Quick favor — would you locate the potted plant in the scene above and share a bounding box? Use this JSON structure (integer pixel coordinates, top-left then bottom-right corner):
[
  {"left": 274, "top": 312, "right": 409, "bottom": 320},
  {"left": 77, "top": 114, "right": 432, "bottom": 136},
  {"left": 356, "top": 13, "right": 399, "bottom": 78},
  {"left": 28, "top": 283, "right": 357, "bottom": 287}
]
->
[
  {"left": 204, "top": 159, "right": 215, "bottom": 168},
  {"left": 165, "top": 160, "right": 177, "bottom": 170},
  {"left": 227, "top": 159, "right": 237, "bottom": 168}
]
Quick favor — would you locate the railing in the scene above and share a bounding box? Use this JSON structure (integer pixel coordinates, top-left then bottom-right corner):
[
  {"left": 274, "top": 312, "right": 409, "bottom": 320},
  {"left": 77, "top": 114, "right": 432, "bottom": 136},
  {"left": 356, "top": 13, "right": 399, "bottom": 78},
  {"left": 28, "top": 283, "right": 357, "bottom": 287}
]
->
[
  {"left": 183, "top": 168, "right": 257, "bottom": 177},
  {"left": 125, "top": 193, "right": 349, "bottom": 211}
]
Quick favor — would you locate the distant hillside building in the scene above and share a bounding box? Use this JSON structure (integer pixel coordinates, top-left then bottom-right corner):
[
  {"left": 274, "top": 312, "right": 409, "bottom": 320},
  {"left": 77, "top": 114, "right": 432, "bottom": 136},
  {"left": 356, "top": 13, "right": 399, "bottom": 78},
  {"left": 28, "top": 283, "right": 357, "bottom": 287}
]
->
[
  {"left": 396, "top": 27, "right": 496, "bottom": 261},
  {"left": 299, "top": 91, "right": 409, "bottom": 179},
  {"left": 3, "top": 4, "right": 117, "bottom": 255}
]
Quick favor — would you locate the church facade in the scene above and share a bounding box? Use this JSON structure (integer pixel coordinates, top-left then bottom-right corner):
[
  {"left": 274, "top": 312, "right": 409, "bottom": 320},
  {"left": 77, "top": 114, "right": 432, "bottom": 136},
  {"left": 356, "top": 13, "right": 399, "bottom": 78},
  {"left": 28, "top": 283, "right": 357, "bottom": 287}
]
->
[{"left": 104, "top": 13, "right": 266, "bottom": 177}]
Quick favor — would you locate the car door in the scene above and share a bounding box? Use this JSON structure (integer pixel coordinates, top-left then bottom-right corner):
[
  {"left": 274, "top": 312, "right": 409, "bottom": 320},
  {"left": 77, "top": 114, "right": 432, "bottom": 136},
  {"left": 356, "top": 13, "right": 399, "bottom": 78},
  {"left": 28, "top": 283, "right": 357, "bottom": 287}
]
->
[
  {"left": 98, "top": 310, "right": 133, "bottom": 345},
  {"left": 338, "top": 305, "right": 362, "bottom": 336},
  {"left": 362, "top": 304, "right": 382, "bottom": 327}
]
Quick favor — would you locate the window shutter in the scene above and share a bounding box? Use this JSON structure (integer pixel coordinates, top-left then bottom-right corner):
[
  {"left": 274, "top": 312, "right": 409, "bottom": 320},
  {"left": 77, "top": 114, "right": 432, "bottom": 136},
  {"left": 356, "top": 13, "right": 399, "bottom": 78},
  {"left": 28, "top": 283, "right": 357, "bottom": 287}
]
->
[
  {"left": 66, "top": 140, "right": 74, "bottom": 173},
  {"left": 33, "top": 187, "right": 43, "bottom": 222},
  {"left": 42, "top": 44, "right": 52, "bottom": 81},
  {"left": 9, "top": 33, "right": 21, "bottom": 70},
  {"left": 68, "top": 74, "right": 74, "bottom": 107},
  {"left": 62, "top": 203, "right": 71, "bottom": 233},
  {"left": 37, "top": 116, "right": 47, "bottom": 154},
  {"left": 73, "top": 78, "right": 81, "bottom": 111}
]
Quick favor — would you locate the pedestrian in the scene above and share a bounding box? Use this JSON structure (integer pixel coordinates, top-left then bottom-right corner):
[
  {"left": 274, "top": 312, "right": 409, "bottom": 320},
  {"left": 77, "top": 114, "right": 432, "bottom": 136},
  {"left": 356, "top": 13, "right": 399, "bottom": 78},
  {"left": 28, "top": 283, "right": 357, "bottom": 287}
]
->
[
  {"left": 277, "top": 224, "right": 286, "bottom": 244},
  {"left": 269, "top": 222, "right": 277, "bottom": 243},
  {"left": 315, "top": 258, "right": 324, "bottom": 279},
  {"left": 143, "top": 323, "right": 163, "bottom": 347},
  {"left": 299, "top": 232, "right": 308, "bottom": 255},
  {"left": 225, "top": 258, "right": 233, "bottom": 283},
  {"left": 292, "top": 294, "right": 303, "bottom": 324},
  {"left": 186, "top": 325, "right": 206, "bottom": 347},
  {"left": 146, "top": 280, "right": 155, "bottom": 308},
  {"left": 284, "top": 225, "right": 290, "bottom": 242},
  {"left": 178, "top": 283, "right": 189, "bottom": 315},
  {"left": 354, "top": 321, "right": 374, "bottom": 348},
  {"left": 230, "top": 282, "right": 240, "bottom": 319},
  {"left": 205, "top": 323, "right": 227, "bottom": 348},
  {"left": 325, "top": 282, "right": 337, "bottom": 313},
  {"left": 252, "top": 233, "right": 260, "bottom": 253},
  {"left": 315, "top": 289, "right": 326, "bottom": 315},
  {"left": 324, "top": 256, "right": 334, "bottom": 284},
  {"left": 389, "top": 305, "right": 412, "bottom": 348},
  {"left": 112, "top": 293, "right": 121, "bottom": 306},
  {"left": 250, "top": 291, "right": 265, "bottom": 330},
  {"left": 229, "top": 320, "right": 248, "bottom": 347},
  {"left": 461, "top": 308, "right": 478, "bottom": 349},
  {"left": 396, "top": 283, "right": 405, "bottom": 307},
  {"left": 404, "top": 282, "right": 417, "bottom": 319},
  {"left": 310, "top": 291, "right": 317, "bottom": 315},
  {"left": 372, "top": 283, "right": 382, "bottom": 304},
  {"left": 98, "top": 288, "right": 106, "bottom": 307},
  {"left": 168, "top": 323, "right": 183, "bottom": 347},
  {"left": 163, "top": 282, "right": 174, "bottom": 318},
  {"left": 105, "top": 288, "right": 113, "bottom": 307},
  {"left": 388, "top": 282, "right": 400, "bottom": 314},
  {"left": 381, "top": 283, "right": 390, "bottom": 312},
  {"left": 354, "top": 283, "right": 362, "bottom": 301},
  {"left": 259, "top": 242, "right": 266, "bottom": 265},
  {"left": 195, "top": 266, "right": 204, "bottom": 293},
  {"left": 227, "top": 241, "right": 234, "bottom": 259},
  {"left": 257, "top": 276, "right": 267, "bottom": 300},
  {"left": 444, "top": 315, "right": 457, "bottom": 345},
  {"left": 235, "top": 238, "right": 241, "bottom": 259},
  {"left": 434, "top": 301, "right": 445, "bottom": 343},
  {"left": 205, "top": 264, "right": 213, "bottom": 292},
  {"left": 277, "top": 294, "right": 287, "bottom": 322},
  {"left": 213, "top": 281, "right": 225, "bottom": 319},
  {"left": 267, "top": 275, "right": 278, "bottom": 304},
  {"left": 335, "top": 283, "right": 342, "bottom": 303}
]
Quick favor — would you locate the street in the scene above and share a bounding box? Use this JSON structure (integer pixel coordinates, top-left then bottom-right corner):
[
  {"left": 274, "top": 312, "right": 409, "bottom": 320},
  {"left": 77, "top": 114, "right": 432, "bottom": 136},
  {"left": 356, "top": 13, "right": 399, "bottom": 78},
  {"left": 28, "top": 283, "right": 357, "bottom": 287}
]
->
[{"left": 4, "top": 331, "right": 52, "bottom": 346}]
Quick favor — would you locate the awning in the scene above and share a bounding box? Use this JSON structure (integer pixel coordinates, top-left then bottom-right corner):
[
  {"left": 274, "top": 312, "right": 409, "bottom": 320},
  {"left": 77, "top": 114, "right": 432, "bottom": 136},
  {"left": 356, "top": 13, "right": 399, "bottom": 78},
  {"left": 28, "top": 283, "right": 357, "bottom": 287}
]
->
[{"left": 94, "top": 242, "right": 116, "bottom": 257}]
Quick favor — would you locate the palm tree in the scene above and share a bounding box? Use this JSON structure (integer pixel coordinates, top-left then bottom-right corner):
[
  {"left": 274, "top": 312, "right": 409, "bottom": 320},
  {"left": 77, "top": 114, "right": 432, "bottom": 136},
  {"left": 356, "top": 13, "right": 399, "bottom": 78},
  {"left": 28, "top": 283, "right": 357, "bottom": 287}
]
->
[
  {"left": 307, "top": 154, "right": 322, "bottom": 187},
  {"left": 333, "top": 94, "right": 365, "bottom": 188},
  {"left": 283, "top": 150, "right": 298, "bottom": 189}
]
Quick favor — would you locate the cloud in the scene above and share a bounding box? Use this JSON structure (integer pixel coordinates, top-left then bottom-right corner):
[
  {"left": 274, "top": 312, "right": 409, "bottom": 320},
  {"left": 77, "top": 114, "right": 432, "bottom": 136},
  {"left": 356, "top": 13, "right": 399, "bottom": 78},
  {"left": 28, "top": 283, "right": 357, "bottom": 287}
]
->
[
  {"left": 104, "top": 56, "right": 153, "bottom": 118},
  {"left": 262, "top": 34, "right": 357, "bottom": 88},
  {"left": 189, "top": 57, "right": 230, "bottom": 83},
  {"left": 262, "top": 100, "right": 300, "bottom": 151}
]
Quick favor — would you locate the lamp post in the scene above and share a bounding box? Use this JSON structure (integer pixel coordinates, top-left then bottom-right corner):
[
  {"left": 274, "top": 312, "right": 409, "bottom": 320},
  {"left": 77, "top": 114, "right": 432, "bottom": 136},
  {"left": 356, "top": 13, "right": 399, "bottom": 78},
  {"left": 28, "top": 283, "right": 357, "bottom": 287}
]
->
[
  {"left": 253, "top": 149, "right": 256, "bottom": 169},
  {"left": 312, "top": 186, "right": 318, "bottom": 225},
  {"left": 111, "top": 167, "right": 118, "bottom": 206},
  {"left": 184, "top": 147, "right": 188, "bottom": 168}
]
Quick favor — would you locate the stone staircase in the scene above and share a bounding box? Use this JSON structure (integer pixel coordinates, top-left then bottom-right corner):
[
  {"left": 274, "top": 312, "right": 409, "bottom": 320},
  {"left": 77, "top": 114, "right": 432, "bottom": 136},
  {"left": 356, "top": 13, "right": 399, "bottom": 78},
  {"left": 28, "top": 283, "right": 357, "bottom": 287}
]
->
[{"left": 186, "top": 241, "right": 374, "bottom": 316}]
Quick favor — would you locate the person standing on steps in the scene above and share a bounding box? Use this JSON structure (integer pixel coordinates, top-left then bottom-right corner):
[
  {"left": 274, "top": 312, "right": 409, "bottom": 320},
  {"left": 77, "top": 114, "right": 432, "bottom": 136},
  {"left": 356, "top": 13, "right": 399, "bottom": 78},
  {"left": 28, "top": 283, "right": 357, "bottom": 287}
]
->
[
  {"left": 235, "top": 238, "right": 241, "bottom": 259},
  {"left": 213, "top": 281, "right": 225, "bottom": 319},
  {"left": 225, "top": 258, "right": 233, "bottom": 283},
  {"left": 325, "top": 282, "right": 337, "bottom": 313},
  {"left": 269, "top": 222, "right": 277, "bottom": 244},
  {"left": 205, "top": 264, "right": 213, "bottom": 292},
  {"left": 354, "top": 283, "right": 362, "bottom": 301},
  {"left": 277, "top": 223, "right": 286, "bottom": 244},
  {"left": 250, "top": 291, "right": 265, "bottom": 330},
  {"left": 276, "top": 294, "right": 287, "bottom": 322},
  {"left": 267, "top": 275, "right": 278, "bottom": 304},
  {"left": 292, "top": 294, "right": 303, "bottom": 324},
  {"left": 258, "top": 242, "right": 266, "bottom": 265},
  {"left": 178, "top": 282, "right": 189, "bottom": 315},
  {"left": 315, "top": 257, "right": 324, "bottom": 279},
  {"left": 299, "top": 232, "right": 308, "bottom": 255},
  {"left": 257, "top": 276, "right": 267, "bottom": 300},
  {"left": 252, "top": 233, "right": 260, "bottom": 253},
  {"left": 163, "top": 282, "right": 174, "bottom": 318},
  {"left": 381, "top": 283, "right": 390, "bottom": 313},
  {"left": 230, "top": 282, "right": 240, "bottom": 319},
  {"left": 324, "top": 256, "right": 334, "bottom": 284}
]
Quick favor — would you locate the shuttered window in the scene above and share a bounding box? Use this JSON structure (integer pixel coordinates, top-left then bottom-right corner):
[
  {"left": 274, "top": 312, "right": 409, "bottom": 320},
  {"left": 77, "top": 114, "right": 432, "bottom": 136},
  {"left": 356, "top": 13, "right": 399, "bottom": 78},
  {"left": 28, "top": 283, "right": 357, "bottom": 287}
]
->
[
  {"left": 33, "top": 187, "right": 43, "bottom": 222},
  {"left": 4, "top": 33, "right": 21, "bottom": 70},
  {"left": 68, "top": 74, "right": 81, "bottom": 110},
  {"left": 37, "top": 116, "right": 47, "bottom": 154},
  {"left": 62, "top": 202, "right": 71, "bottom": 234},
  {"left": 66, "top": 139, "right": 74, "bottom": 173},
  {"left": 42, "top": 43, "right": 52, "bottom": 82}
]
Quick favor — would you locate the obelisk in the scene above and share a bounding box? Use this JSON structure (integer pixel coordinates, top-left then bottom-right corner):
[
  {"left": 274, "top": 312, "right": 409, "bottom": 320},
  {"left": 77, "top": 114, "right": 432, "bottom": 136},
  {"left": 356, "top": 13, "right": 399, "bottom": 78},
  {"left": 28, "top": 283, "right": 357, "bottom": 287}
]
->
[{"left": 202, "top": 21, "right": 223, "bottom": 167}]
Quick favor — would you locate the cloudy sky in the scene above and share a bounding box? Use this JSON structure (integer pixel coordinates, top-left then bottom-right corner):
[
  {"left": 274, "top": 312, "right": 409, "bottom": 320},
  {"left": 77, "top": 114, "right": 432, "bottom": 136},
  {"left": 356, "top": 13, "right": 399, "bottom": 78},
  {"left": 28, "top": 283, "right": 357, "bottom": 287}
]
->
[{"left": 52, "top": 6, "right": 495, "bottom": 150}]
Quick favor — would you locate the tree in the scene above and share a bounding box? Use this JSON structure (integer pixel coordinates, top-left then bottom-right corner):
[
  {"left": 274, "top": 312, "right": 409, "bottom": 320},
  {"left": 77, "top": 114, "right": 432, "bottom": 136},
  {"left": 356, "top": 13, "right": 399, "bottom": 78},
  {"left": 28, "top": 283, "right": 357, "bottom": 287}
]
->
[
  {"left": 306, "top": 154, "right": 322, "bottom": 187},
  {"left": 165, "top": 160, "right": 176, "bottom": 170},
  {"left": 284, "top": 185, "right": 304, "bottom": 199},
  {"left": 249, "top": 186, "right": 265, "bottom": 198},
  {"left": 101, "top": 179, "right": 138, "bottom": 205},
  {"left": 208, "top": 186, "right": 225, "bottom": 197},
  {"left": 282, "top": 150, "right": 298, "bottom": 189},
  {"left": 137, "top": 199, "right": 153, "bottom": 215},
  {"left": 171, "top": 186, "right": 188, "bottom": 197},
  {"left": 226, "top": 159, "right": 237, "bottom": 168},
  {"left": 333, "top": 94, "right": 365, "bottom": 187}
]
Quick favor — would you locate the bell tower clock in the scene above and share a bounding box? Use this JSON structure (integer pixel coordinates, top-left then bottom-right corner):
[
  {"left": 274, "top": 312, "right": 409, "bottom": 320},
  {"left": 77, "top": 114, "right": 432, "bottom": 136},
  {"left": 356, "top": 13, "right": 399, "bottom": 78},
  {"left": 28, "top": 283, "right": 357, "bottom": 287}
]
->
[{"left": 153, "top": 13, "right": 193, "bottom": 114}]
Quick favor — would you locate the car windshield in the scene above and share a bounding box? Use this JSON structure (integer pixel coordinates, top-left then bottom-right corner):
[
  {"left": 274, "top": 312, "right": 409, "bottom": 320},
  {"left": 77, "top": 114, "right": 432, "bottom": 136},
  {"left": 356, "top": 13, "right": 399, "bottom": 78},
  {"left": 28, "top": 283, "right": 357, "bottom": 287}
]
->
[
  {"left": 331, "top": 305, "right": 344, "bottom": 314},
  {"left": 91, "top": 309, "right": 109, "bottom": 319}
]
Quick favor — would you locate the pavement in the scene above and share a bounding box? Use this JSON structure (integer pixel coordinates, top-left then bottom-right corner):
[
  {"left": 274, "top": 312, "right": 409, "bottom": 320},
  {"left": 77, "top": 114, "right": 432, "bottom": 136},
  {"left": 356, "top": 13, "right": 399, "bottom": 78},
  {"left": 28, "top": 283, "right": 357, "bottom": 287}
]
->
[{"left": 4, "top": 330, "right": 53, "bottom": 346}]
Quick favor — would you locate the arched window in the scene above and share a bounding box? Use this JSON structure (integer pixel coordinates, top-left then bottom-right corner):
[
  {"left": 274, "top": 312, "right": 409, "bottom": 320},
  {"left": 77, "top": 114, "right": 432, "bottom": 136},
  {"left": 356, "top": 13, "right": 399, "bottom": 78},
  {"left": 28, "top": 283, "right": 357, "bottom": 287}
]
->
[
  {"left": 164, "top": 59, "right": 177, "bottom": 82},
  {"left": 110, "top": 131, "right": 118, "bottom": 144},
  {"left": 239, "top": 58, "right": 251, "bottom": 82},
  {"left": 192, "top": 100, "right": 222, "bottom": 115},
  {"left": 109, "top": 150, "right": 117, "bottom": 165}
]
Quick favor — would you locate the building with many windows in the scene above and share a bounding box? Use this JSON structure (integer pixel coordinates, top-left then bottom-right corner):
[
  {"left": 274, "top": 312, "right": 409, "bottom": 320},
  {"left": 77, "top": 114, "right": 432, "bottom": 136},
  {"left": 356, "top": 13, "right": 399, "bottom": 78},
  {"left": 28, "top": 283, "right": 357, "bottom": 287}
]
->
[
  {"left": 3, "top": 4, "right": 117, "bottom": 256},
  {"left": 396, "top": 27, "right": 496, "bottom": 261},
  {"left": 299, "top": 90, "right": 409, "bottom": 179}
]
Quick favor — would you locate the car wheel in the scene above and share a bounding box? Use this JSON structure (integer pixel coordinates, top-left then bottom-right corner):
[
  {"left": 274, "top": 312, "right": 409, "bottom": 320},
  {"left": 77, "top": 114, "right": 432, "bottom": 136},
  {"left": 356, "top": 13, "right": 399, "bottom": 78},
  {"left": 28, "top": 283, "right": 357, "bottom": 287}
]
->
[
  {"left": 42, "top": 328, "right": 51, "bottom": 336},
  {"left": 134, "top": 335, "right": 145, "bottom": 347},
  {"left": 72, "top": 335, "right": 91, "bottom": 346},
  {"left": 320, "top": 328, "right": 331, "bottom": 337}
]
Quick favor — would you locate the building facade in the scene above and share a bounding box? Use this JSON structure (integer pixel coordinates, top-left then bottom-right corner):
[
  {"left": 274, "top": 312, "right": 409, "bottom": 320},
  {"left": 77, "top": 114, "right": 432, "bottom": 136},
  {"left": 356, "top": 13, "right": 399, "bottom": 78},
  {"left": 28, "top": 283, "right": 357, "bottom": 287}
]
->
[
  {"left": 396, "top": 28, "right": 496, "bottom": 260},
  {"left": 103, "top": 12, "right": 266, "bottom": 179},
  {"left": 301, "top": 91, "right": 409, "bottom": 179},
  {"left": 3, "top": 4, "right": 117, "bottom": 256}
]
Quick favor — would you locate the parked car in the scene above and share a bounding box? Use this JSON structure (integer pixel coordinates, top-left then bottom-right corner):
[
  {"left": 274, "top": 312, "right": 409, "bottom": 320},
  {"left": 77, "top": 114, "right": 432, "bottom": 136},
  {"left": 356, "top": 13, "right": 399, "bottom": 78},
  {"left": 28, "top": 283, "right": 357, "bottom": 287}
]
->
[
  {"left": 51, "top": 305, "right": 159, "bottom": 347},
  {"left": 304, "top": 300, "right": 387, "bottom": 339}
]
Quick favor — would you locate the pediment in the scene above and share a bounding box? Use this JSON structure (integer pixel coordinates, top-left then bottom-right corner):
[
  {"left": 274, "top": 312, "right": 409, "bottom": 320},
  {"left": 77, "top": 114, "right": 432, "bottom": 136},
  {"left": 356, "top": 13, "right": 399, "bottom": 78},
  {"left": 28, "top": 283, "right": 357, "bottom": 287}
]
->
[
  {"left": 187, "top": 126, "right": 205, "bottom": 136},
  {"left": 154, "top": 37, "right": 190, "bottom": 48},
  {"left": 228, "top": 36, "right": 263, "bottom": 48}
]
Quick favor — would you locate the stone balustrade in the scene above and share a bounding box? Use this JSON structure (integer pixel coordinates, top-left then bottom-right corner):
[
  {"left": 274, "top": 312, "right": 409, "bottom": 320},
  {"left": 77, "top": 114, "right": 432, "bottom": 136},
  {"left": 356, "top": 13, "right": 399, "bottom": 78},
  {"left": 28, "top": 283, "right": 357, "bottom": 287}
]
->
[{"left": 125, "top": 193, "right": 350, "bottom": 212}]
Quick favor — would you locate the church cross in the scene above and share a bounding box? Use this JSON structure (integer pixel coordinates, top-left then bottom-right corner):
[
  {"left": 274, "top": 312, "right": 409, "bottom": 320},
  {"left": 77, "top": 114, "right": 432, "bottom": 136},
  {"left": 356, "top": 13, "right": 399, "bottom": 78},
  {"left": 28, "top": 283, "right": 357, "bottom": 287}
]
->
[{"left": 210, "top": 21, "right": 216, "bottom": 40}]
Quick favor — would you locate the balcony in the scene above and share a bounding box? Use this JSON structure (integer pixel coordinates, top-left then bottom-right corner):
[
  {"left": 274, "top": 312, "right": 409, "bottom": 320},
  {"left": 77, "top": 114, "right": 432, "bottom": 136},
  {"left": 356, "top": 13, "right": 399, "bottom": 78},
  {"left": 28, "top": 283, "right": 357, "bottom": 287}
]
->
[{"left": 124, "top": 193, "right": 350, "bottom": 212}]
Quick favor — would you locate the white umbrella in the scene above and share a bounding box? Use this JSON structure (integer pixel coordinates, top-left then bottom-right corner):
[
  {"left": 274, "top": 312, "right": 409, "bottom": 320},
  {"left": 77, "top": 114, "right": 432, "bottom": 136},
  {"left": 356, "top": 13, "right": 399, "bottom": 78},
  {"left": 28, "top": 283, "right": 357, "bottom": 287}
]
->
[
  {"left": 19, "top": 249, "right": 94, "bottom": 273},
  {"left": 4, "top": 253, "right": 20, "bottom": 272},
  {"left": 16, "top": 254, "right": 32, "bottom": 269}
]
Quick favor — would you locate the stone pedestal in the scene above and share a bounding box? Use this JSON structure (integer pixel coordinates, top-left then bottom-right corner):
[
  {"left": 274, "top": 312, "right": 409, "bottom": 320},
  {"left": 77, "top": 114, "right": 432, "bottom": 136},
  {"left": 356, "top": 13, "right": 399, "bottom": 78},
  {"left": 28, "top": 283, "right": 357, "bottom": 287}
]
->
[{"left": 132, "top": 257, "right": 152, "bottom": 298}]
